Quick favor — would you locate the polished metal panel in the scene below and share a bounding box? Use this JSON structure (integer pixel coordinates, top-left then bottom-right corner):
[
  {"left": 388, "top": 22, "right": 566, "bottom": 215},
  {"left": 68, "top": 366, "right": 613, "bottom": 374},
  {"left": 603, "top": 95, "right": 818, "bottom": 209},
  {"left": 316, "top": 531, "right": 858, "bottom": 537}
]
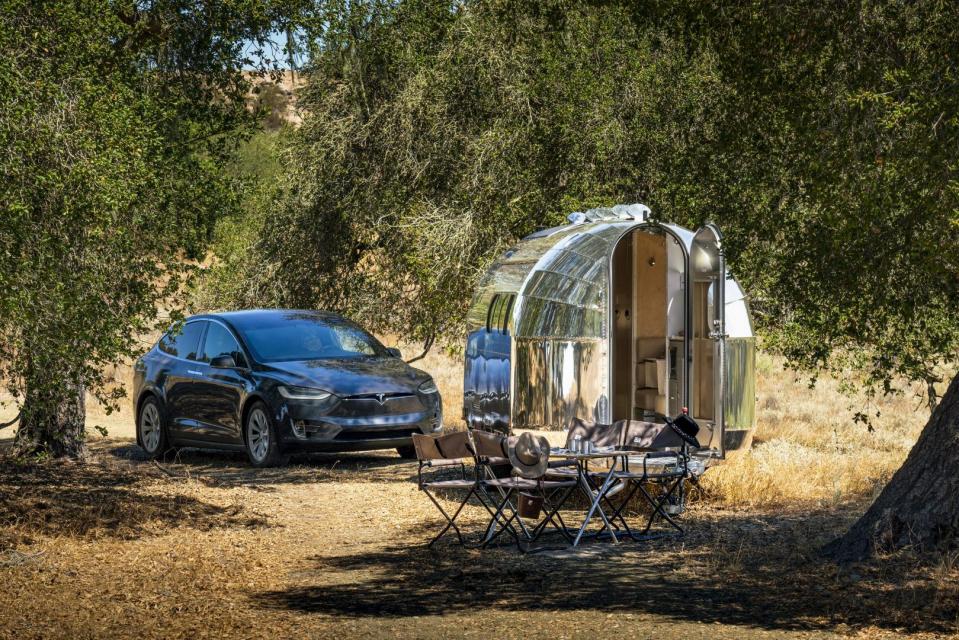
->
[
  {"left": 690, "top": 224, "right": 726, "bottom": 458},
  {"left": 463, "top": 205, "right": 756, "bottom": 454},
  {"left": 724, "top": 337, "right": 756, "bottom": 432},
  {"left": 512, "top": 337, "right": 608, "bottom": 429},
  {"left": 463, "top": 307, "right": 513, "bottom": 433},
  {"left": 514, "top": 223, "right": 633, "bottom": 339}
]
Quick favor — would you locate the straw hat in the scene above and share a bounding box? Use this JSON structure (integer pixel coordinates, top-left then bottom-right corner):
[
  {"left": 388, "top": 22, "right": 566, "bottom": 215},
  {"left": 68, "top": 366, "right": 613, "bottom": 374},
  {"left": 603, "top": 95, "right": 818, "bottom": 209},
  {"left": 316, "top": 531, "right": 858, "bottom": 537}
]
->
[{"left": 508, "top": 431, "right": 551, "bottom": 478}]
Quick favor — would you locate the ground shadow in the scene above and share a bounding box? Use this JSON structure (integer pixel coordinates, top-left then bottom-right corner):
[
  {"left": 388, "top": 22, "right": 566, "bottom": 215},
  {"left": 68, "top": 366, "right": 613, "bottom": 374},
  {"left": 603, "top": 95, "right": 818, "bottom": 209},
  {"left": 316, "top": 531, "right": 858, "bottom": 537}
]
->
[
  {"left": 255, "top": 508, "right": 959, "bottom": 635},
  {"left": 0, "top": 450, "right": 268, "bottom": 548},
  {"left": 105, "top": 439, "right": 419, "bottom": 489}
]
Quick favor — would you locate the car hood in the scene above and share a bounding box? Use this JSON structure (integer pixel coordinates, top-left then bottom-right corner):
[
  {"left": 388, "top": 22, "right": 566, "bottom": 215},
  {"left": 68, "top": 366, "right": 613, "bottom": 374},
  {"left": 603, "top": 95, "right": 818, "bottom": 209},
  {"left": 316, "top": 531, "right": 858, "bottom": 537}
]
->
[{"left": 261, "top": 357, "right": 428, "bottom": 396}]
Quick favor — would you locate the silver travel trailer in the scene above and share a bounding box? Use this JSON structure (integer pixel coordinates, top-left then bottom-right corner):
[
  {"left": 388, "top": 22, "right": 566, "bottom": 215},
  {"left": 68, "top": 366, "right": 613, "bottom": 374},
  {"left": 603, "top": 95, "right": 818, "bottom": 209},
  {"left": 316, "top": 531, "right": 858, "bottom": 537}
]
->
[{"left": 462, "top": 204, "right": 756, "bottom": 458}]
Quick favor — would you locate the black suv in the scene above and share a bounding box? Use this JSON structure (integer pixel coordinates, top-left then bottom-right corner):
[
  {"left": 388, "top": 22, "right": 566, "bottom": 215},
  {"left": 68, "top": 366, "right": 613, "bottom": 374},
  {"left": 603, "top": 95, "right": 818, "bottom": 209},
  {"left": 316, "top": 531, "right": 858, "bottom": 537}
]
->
[{"left": 133, "top": 310, "right": 443, "bottom": 466}]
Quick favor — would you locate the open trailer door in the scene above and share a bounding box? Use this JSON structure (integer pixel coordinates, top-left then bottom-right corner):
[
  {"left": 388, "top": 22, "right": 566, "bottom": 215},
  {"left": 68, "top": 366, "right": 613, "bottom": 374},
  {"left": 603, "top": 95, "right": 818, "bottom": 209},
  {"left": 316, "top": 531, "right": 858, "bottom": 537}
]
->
[{"left": 690, "top": 224, "right": 726, "bottom": 458}]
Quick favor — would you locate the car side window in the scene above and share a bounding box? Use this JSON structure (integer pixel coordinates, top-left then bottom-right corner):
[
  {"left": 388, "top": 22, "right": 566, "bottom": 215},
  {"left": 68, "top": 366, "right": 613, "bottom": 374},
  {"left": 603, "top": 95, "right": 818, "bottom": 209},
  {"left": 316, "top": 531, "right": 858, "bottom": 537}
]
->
[
  {"left": 199, "top": 322, "right": 248, "bottom": 367},
  {"left": 158, "top": 321, "right": 205, "bottom": 360}
]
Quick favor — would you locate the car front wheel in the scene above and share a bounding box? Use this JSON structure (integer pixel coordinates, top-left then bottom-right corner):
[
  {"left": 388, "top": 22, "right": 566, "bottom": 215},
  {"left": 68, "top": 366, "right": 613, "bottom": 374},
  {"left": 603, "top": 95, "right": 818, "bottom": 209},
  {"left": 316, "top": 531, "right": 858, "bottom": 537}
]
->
[{"left": 244, "top": 402, "right": 288, "bottom": 467}]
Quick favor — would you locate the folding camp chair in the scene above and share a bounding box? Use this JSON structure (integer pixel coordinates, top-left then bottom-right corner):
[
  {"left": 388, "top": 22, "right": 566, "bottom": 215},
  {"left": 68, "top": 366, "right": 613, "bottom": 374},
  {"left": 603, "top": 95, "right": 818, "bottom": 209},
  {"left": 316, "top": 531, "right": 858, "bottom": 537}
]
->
[
  {"left": 412, "top": 432, "right": 484, "bottom": 547},
  {"left": 471, "top": 429, "right": 577, "bottom": 552},
  {"left": 481, "top": 475, "right": 578, "bottom": 551},
  {"left": 598, "top": 416, "right": 699, "bottom": 540},
  {"left": 470, "top": 429, "right": 529, "bottom": 544}
]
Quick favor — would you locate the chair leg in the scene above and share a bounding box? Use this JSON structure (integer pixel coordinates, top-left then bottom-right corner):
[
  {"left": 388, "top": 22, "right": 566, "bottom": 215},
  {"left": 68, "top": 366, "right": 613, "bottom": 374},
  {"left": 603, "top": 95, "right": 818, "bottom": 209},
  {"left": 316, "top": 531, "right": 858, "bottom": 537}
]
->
[
  {"left": 640, "top": 478, "right": 685, "bottom": 536},
  {"left": 477, "top": 486, "right": 527, "bottom": 545},
  {"left": 598, "top": 481, "right": 643, "bottom": 540},
  {"left": 424, "top": 488, "right": 473, "bottom": 547},
  {"left": 529, "top": 484, "right": 577, "bottom": 546},
  {"left": 583, "top": 474, "right": 628, "bottom": 534},
  {"left": 482, "top": 488, "right": 525, "bottom": 549},
  {"left": 482, "top": 472, "right": 533, "bottom": 540}
]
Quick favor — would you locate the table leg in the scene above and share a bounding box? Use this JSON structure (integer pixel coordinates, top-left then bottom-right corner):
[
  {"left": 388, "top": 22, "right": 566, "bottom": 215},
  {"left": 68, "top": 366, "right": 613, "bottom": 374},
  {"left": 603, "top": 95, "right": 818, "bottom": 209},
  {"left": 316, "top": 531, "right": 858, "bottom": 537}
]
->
[{"left": 572, "top": 462, "right": 619, "bottom": 547}]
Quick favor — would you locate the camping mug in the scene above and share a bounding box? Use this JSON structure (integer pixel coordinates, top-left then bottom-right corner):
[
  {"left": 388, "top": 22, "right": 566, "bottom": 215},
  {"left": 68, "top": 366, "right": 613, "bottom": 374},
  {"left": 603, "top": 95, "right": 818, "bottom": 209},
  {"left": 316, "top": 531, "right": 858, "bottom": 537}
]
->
[{"left": 572, "top": 436, "right": 582, "bottom": 453}]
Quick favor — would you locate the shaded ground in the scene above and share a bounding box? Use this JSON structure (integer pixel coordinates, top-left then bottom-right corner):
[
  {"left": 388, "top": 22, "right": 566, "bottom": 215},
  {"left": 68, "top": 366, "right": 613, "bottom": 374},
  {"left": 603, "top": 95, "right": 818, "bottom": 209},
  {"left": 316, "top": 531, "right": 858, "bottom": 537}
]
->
[{"left": 1, "top": 439, "right": 957, "bottom": 639}]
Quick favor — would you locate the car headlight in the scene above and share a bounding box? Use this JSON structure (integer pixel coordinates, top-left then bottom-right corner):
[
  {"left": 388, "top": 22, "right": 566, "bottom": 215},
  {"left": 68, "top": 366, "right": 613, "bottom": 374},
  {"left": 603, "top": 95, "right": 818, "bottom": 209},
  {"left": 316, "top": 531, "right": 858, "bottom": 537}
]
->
[
  {"left": 418, "top": 379, "right": 438, "bottom": 394},
  {"left": 278, "top": 385, "right": 334, "bottom": 401}
]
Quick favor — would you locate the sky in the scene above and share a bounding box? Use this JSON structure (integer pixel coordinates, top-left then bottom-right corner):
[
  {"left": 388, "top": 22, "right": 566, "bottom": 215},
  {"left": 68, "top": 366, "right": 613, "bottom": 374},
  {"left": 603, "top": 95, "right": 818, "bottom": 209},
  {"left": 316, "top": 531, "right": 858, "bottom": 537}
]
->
[{"left": 241, "top": 30, "right": 303, "bottom": 70}]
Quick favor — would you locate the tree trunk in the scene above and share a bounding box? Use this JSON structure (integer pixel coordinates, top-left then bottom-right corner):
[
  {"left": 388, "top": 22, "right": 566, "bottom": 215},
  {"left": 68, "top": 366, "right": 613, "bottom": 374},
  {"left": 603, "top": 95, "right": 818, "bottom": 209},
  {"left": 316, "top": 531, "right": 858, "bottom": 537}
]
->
[
  {"left": 13, "top": 379, "right": 87, "bottom": 458},
  {"left": 824, "top": 373, "right": 959, "bottom": 562}
]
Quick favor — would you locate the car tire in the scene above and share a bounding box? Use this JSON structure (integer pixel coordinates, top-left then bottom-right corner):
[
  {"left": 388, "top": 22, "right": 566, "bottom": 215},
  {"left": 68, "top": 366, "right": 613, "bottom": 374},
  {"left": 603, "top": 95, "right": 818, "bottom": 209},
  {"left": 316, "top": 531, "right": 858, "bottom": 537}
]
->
[
  {"left": 138, "top": 396, "right": 168, "bottom": 459},
  {"left": 244, "top": 402, "right": 288, "bottom": 467},
  {"left": 396, "top": 444, "right": 417, "bottom": 459}
]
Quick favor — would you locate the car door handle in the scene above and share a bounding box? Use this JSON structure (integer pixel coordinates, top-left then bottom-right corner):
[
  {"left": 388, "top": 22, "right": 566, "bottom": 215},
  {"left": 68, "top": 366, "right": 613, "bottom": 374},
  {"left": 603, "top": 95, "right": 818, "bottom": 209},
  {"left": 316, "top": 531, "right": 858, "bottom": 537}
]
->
[{"left": 187, "top": 369, "right": 204, "bottom": 377}]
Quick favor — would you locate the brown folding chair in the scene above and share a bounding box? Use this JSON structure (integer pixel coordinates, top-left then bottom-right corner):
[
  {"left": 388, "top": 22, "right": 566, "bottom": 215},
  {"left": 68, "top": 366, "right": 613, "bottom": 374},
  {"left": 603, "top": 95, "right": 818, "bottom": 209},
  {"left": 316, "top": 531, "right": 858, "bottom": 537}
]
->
[
  {"left": 412, "top": 432, "right": 483, "bottom": 547},
  {"left": 470, "top": 429, "right": 534, "bottom": 544},
  {"left": 565, "top": 417, "right": 625, "bottom": 448},
  {"left": 600, "top": 416, "right": 699, "bottom": 539},
  {"left": 472, "top": 429, "right": 577, "bottom": 551}
]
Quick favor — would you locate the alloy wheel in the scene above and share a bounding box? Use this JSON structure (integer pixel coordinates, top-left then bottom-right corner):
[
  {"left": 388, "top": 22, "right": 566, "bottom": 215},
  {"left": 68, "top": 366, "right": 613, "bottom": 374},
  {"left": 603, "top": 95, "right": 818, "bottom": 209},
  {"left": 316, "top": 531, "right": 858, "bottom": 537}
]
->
[
  {"left": 140, "top": 402, "right": 162, "bottom": 452},
  {"left": 247, "top": 408, "right": 270, "bottom": 463}
]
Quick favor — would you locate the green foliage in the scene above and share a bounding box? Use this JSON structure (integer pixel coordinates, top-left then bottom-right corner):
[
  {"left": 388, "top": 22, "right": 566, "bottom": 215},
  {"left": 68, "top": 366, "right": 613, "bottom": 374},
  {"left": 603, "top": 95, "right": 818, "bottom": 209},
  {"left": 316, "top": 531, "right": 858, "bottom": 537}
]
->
[
  {"left": 240, "top": 0, "right": 958, "bottom": 401},
  {"left": 192, "top": 129, "right": 288, "bottom": 311},
  {"left": 253, "top": 0, "right": 729, "bottom": 348},
  {"left": 0, "top": 0, "right": 298, "bottom": 453}
]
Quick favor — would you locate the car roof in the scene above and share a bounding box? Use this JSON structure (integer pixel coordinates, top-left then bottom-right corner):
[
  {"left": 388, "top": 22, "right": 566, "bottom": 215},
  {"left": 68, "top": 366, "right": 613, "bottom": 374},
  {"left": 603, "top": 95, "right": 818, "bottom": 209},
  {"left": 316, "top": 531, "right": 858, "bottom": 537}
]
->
[
  {"left": 189, "top": 309, "right": 348, "bottom": 328},
  {"left": 188, "top": 309, "right": 343, "bottom": 322}
]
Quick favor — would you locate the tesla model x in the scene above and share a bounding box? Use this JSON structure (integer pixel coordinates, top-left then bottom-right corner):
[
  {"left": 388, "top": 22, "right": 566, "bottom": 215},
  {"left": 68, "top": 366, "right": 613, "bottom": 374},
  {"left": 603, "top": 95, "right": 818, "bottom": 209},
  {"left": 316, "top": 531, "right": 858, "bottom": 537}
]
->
[{"left": 133, "top": 310, "right": 443, "bottom": 466}]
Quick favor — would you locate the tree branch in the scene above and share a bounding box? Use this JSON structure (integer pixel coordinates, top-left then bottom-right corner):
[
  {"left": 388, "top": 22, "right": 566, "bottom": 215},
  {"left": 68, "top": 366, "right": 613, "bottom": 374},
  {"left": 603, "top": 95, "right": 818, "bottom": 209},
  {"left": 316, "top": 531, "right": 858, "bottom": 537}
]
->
[{"left": 404, "top": 334, "right": 435, "bottom": 365}]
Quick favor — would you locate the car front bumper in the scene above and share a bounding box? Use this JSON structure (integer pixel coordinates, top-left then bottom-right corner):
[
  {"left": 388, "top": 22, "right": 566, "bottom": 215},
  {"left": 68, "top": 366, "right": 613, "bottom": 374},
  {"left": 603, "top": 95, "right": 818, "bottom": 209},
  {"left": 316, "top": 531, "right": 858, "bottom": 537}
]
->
[{"left": 276, "top": 393, "right": 443, "bottom": 452}]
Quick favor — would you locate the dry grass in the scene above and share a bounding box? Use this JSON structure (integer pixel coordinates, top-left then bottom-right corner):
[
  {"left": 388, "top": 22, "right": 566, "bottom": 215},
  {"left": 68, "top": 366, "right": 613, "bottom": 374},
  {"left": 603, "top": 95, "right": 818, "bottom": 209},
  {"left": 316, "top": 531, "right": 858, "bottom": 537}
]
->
[
  {"left": 701, "top": 352, "right": 928, "bottom": 507},
  {"left": 0, "top": 442, "right": 957, "bottom": 639},
  {"left": 2, "top": 338, "right": 932, "bottom": 512},
  {"left": 0, "top": 342, "right": 955, "bottom": 639}
]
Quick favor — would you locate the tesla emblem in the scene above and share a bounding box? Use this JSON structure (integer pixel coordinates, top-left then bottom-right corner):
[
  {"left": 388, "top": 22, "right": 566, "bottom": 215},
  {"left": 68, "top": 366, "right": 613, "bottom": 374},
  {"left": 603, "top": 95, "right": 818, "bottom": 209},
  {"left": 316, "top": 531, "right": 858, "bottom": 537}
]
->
[{"left": 375, "top": 393, "right": 387, "bottom": 404}]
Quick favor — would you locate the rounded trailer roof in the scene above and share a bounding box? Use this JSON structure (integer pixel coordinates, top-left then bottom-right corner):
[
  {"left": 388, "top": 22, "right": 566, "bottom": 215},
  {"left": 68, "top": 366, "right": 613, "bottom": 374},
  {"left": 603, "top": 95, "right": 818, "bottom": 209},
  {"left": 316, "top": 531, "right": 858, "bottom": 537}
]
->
[{"left": 466, "top": 204, "right": 754, "bottom": 340}]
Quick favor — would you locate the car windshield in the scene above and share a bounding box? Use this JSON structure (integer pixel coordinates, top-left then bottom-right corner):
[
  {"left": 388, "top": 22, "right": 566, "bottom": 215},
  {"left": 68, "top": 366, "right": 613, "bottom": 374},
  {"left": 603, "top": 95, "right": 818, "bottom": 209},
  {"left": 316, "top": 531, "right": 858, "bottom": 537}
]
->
[{"left": 235, "top": 313, "right": 388, "bottom": 362}]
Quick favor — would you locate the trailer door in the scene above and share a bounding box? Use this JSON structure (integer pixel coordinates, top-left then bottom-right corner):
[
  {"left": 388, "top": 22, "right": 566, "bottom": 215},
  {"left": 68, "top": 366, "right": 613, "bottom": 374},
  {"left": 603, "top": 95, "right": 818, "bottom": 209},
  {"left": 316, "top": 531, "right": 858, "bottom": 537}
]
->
[{"left": 690, "top": 224, "right": 725, "bottom": 457}]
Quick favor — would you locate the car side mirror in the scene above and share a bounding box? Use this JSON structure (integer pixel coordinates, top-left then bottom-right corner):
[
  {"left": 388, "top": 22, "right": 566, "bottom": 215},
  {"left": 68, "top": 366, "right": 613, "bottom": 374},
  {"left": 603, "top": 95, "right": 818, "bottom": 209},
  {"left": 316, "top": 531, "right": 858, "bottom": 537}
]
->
[
  {"left": 386, "top": 347, "right": 402, "bottom": 359},
  {"left": 210, "top": 355, "right": 237, "bottom": 369}
]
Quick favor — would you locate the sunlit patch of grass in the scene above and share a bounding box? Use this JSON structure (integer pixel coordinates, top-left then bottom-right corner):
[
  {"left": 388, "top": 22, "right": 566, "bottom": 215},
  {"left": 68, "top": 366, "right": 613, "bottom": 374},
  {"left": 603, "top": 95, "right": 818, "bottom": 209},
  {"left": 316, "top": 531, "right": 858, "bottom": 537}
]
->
[{"left": 700, "top": 357, "right": 927, "bottom": 507}]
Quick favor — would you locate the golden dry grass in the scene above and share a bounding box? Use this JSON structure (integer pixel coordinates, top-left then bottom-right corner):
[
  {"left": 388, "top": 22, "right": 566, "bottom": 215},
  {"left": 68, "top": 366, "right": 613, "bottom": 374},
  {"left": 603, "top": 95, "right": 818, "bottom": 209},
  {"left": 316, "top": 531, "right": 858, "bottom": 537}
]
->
[
  {"left": 700, "top": 352, "right": 928, "bottom": 507},
  {"left": 1, "top": 441, "right": 957, "bottom": 639},
  {"left": 0, "top": 343, "right": 956, "bottom": 639}
]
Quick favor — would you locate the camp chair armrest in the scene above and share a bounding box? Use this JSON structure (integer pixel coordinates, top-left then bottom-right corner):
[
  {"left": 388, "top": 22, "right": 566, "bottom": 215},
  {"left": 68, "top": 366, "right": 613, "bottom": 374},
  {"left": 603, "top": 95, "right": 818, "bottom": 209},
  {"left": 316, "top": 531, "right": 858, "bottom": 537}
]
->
[{"left": 424, "top": 458, "right": 463, "bottom": 467}]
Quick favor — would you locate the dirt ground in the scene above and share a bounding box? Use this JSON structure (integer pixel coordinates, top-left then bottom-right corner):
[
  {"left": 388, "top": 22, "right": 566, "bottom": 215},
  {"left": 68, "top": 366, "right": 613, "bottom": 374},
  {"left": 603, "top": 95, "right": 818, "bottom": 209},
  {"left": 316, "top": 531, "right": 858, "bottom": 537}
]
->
[{"left": 2, "top": 436, "right": 958, "bottom": 640}]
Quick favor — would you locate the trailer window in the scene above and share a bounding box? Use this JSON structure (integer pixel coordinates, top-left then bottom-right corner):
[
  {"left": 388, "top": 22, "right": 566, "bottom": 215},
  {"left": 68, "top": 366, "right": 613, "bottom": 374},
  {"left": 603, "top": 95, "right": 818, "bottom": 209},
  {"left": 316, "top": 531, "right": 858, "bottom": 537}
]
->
[{"left": 486, "top": 293, "right": 515, "bottom": 334}]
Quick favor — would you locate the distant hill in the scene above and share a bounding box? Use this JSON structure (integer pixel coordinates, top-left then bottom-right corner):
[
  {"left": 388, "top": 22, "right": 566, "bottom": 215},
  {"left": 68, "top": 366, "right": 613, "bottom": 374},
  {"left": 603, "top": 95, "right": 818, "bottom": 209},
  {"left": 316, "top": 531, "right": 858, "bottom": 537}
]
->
[{"left": 244, "top": 70, "right": 305, "bottom": 128}]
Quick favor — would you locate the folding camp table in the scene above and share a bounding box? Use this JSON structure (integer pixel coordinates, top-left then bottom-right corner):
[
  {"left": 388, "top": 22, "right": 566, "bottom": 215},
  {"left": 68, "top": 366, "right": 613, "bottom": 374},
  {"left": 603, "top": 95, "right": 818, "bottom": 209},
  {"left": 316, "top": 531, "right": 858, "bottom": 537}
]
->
[{"left": 549, "top": 448, "right": 633, "bottom": 547}]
